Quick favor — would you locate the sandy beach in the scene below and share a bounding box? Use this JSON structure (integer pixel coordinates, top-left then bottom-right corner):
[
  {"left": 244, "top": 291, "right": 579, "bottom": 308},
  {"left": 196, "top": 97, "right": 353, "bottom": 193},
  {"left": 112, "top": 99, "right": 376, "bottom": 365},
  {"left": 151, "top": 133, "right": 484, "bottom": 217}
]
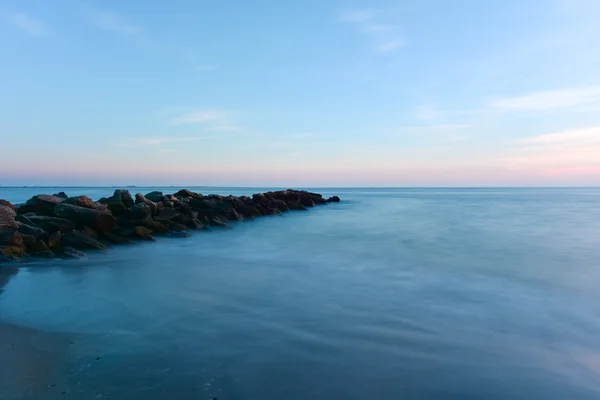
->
[{"left": 0, "top": 321, "right": 72, "bottom": 400}]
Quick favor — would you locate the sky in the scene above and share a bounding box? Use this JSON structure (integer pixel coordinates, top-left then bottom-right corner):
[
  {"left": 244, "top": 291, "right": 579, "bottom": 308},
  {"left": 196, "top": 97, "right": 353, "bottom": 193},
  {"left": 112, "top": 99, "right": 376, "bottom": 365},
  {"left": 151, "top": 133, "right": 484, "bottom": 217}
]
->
[{"left": 1, "top": 0, "right": 600, "bottom": 187}]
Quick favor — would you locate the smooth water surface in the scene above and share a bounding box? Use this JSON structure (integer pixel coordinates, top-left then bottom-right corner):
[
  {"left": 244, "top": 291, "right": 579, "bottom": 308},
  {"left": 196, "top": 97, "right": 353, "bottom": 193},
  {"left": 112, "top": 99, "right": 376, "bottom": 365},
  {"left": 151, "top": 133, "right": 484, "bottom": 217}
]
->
[{"left": 1, "top": 187, "right": 600, "bottom": 399}]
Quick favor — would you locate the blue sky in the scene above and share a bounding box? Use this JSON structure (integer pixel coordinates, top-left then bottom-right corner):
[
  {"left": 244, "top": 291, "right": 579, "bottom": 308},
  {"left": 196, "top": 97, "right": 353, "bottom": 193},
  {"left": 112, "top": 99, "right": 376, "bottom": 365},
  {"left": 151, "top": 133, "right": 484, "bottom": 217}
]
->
[{"left": 1, "top": 0, "right": 599, "bottom": 186}]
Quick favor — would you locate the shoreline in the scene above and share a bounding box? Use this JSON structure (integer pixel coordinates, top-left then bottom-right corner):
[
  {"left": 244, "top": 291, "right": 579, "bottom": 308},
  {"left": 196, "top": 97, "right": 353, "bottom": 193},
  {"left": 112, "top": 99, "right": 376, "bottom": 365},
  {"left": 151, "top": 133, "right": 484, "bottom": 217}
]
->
[{"left": 0, "top": 188, "right": 340, "bottom": 263}]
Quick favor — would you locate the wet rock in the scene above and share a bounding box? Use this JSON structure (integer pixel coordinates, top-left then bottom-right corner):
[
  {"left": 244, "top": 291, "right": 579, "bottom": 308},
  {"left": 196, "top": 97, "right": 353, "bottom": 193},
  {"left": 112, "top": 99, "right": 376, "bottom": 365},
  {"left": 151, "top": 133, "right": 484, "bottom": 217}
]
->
[
  {"left": 31, "top": 240, "right": 54, "bottom": 258},
  {"left": 53, "top": 203, "right": 116, "bottom": 234},
  {"left": 145, "top": 191, "right": 164, "bottom": 203},
  {"left": 20, "top": 194, "right": 65, "bottom": 215},
  {"left": 117, "top": 226, "right": 154, "bottom": 241},
  {"left": 155, "top": 207, "right": 181, "bottom": 222},
  {"left": 64, "top": 195, "right": 107, "bottom": 211},
  {"left": 17, "top": 222, "right": 46, "bottom": 239},
  {"left": 0, "top": 200, "right": 15, "bottom": 210},
  {"left": 144, "top": 219, "right": 170, "bottom": 234},
  {"left": 21, "top": 234, "right": 37, "bottom": 249},
  {"left": 286, "top": 202, "right": 308, "bottom": 211},
  {"left": 102, "top": 232, "right": 133, "bottom": 244},
  {"left": 62, "top": 230, "right": 107, "bottom": 250},
  {"left": 122, "top": 203, "right": 152, "bottom": 220},
  {"left": 0, "top": 205, "right": 18, "bottom": 231},
  {"left": 327, "top": 196, "right": 341, "bottom": 203},
  {"left": 0, "top": 231, "right": 23, "bottom": 248},
  {"left": 268, "top": 198, "right": 289, "bottom": 212},
  {"left": 134, "top": 193, "right": 158, "bottom": 215},
  {"left": 0, "top": 246, "right": 25, "bottom": 259},
  {"left": 162, "top": 220, "right": 188, "bottom": 232},
  {"left": 53, "top": 192, "right": 69, "bottom": 199},
  {"left": 175, "top": 189, "right": 203, "bottom": 200},
  {"left": 227, "top": 209, "right": 244, "bottom": 221},
  {"left": 48, "top": 232, "right": 61, "bottom": 248},
  {"left": 24, "top": 216, "right": 74, "bottom": 234},
  {"left": 114, "top": 190, "right": 134, "bottom": 208},
  {"left": 210, "top": 216, "right": 230, "bottom": 228}
]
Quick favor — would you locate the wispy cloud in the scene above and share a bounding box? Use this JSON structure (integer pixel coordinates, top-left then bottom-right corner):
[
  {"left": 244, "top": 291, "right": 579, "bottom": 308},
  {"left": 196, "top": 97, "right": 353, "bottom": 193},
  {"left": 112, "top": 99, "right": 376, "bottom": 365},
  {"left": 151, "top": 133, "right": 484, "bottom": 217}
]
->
[
  {"left": 116, "top": 136, "right": 206, "bottom": 149},
  {"left": 196, "top": 65, "right": 219, "bottom": 71},
  {"left": 490, "top": 85, "right": 600, "bottom": 112},
  {"left": 500, "top": 126, "right": 600, "bottom": 176},
  {"left": 8, "top": 13, "right": 47, "bottom": 37},
  {"left": 340, "top": 9, "right": 405, "bottom": 53},
  {"left": 170, "top": 110, "right": 227, "bottom": 125},
  {"left": 88, "top": 9, "right": 142, "bottom": 36}
]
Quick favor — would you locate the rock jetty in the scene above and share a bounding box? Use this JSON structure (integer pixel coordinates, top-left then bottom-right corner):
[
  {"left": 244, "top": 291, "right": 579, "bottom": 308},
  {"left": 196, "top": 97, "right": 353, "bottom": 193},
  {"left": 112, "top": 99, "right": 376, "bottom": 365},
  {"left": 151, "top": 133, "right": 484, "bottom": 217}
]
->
[{"left": 0, "top": 189, "right": 340, "bottom": 262}]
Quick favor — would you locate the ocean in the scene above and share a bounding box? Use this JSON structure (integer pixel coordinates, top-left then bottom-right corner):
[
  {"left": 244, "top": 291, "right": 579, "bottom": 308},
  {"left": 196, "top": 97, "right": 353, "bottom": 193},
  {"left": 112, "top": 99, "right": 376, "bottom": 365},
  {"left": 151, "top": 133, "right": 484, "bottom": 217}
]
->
[{"left": 1, "top": 187, "right": 600, "bottom": 399}]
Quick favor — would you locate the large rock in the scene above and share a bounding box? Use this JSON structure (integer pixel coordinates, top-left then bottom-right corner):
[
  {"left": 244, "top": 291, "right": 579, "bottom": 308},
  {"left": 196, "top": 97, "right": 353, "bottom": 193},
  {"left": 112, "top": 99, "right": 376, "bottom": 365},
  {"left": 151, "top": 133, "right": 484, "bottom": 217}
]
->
[
  {"left": 17, "top": 222, "right": 45, "bottom": 239},
  {"left": 145, "top": 191, "right": 164, "bottom": 203},
  {"left": 327, "top": 196, "right": 341, "bottom": 203},
  {"left": 114, "top": 190, "right": 134, "bottom": 208},
  {"left": 122, "top": 203, "right": 152, "bottom": 220},
  {"left": 62, "top": 230, "right": 107, "bottom": 250},
  {"left": 64, "top": 195, "right": 107, "bottom": 211},
  {"left": 135, "top": 193, "right": 158, "bottom": 215},
  {"left": 53, "top": 203, "right": 116, "bottom": 234},
  {"left": 31, "top": 240, "right": 54, "bottom": 258},
  {"left": 21, "top": 215, "right": 75, "bottom": 234},
  {"left": 20, "top": 194, "right": 65, "bottom": 215},
  {"left": 0, "top": 200, "right": 15, "bottom": 210},
  {"left": 155, "top": 207, "right": 181, "bottom": 222},
  {"left": 0, "top": 246, "right": 25, "bottom": 259},
  {"left": 0, "top": 231, "right": 23, "bottom": 248},
  {"left": 0, "top": 205, "right": 18, "bottom": 231},
  {"left": 102, "top": 233, "right": 133, "bottom": 244},
  {"left": 143, "top": 219, "right": 170, "bottom": 234},
  {"left": 53, "top": 192, "right": 69, "bottom": 199},
  {"left": 175, "top": 189, "right": 203, "bottom": 200}
]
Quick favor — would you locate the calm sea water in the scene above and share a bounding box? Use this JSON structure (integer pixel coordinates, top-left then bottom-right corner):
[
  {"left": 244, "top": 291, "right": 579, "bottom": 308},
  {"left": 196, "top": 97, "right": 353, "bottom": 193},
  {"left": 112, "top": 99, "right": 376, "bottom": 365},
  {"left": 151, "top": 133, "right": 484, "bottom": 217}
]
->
[{"left": 1, "top": 187, "right": 600, "bottom": 399}]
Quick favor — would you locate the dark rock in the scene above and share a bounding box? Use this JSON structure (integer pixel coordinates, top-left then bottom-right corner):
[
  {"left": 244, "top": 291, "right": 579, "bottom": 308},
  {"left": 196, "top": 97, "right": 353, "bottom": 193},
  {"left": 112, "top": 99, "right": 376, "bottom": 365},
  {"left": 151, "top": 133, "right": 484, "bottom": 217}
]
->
[
  {"left": 268, "top": 198, "right": 289, "bottom": 212},
  {"left": 83, "top": 227, "right": 99, "bottom": 239},
  {"left": 64, "top": 195, "right": 107, "bottom": 211},
  {"left": 48, "top": 232, "right": 61, "bottom": 248},
  {"left": 145, "top": 191, "right": 164, "bottom": 203},
  {"left": 162, "top": 220, "right": 188, "bottom": 232},
  {"left": 286, "top": 202, "right": 308, "bottom": 211},
  {"left": 0, "top": 205, "right": 18, "bottom": 231},
  {"left": 0, "top": 200, "right": 15, "bottom": 210},
  {"left": 114, "top": 190, "right": 134, "bottom": 208},
  {"left": 100, "top": 192, "right": 128, "bottom": 215},
  {"left": 210, "top": 216, "right": 230, "bottom": 228},
  {"left": 134, "top": 193, "right": 158, "bottom": 215},
  {"left": 24, "top": 216, "right": 74, "bottom": 234},
  {"left": 174, "top": 200, "right": 192, "bottom": 215},
  {"left": 102, "top": 232, "right": 133, "bottom": 244},
  {"left": 62, "top": 230, "right": 107, "bottom": 250},
  {"left": 0, "top": 231, "right": 23, "bottom": 248},
  {"left": 122, "top": 203, "right": 152, "bottom": 220},
  {"left": 252, "top": 193, "right": 270, "bottom": 206},
  {"left": 144, "top": 219, "right": 170, "bottom": 234},
  {"left": 20, "top": 194, "right": 65, "bottom": 215},
  {"left": 117, "top": 226, "right": 154, "bottom": 241},
  {"left": 53, "top": 192, "right": 69, "bottom": 199},
  {"left": 21, "top": 234, "right": 37, "bottom": 249},
  {"left": 227, "top": 209, "right": 244, "bottom": 221},
  {"left": 0, "top": 246, "right": 25, "bottom": 259},
  {"left": 175, "top": 189, "right": 203, "bottom": 200},
  {"left": 155, "top": 207, "right": 181, "bottom": 222},
  {"left": 327, "top": 196, "right": 341, "bottom": 203},
  {"left": 31, "top": 240, "right": 54, "bottom": 258},
  {"left": 17, "top": 222, "right": 46, "bottom": 239},
  {"left": 53, "top": 203, "right": 116, "bottom": 234}
]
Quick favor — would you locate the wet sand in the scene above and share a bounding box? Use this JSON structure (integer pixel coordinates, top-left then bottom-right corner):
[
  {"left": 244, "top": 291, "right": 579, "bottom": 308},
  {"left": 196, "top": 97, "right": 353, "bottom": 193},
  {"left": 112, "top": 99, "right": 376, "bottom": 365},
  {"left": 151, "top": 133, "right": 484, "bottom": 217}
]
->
[{"left": 0, "top": 322, "right": 72, "bottom": 400}]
